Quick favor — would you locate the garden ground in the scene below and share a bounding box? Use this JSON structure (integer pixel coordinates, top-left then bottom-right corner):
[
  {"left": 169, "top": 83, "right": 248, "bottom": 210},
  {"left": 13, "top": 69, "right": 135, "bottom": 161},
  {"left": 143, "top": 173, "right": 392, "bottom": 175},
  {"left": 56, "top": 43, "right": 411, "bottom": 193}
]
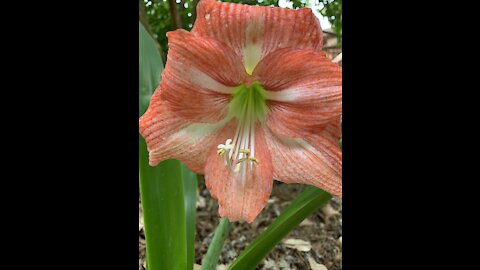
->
[{"left": 140, "top": 179, "right": 342, "bottom": 270}]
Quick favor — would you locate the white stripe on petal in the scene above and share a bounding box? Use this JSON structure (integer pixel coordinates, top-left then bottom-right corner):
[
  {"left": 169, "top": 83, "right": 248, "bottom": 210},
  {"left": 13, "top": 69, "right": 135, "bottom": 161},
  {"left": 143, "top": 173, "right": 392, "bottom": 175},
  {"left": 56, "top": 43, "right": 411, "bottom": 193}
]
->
[
  {"left": 244, "top": 42, "right": 263, "bottom": 75},
  {"left": 264, "top": 85, "right": 340, "bottom": 102},
  {"left": 264, "top": 89, "right": 300, "bottom": 102},
  {"left": 243, "top": 14, "right": 265, "bottom": 74},
  {"left": 175, "top": 115, "right": 233, "bottom": 140},
  {"left": 184, "top": 68, "right": 237, "bottom": 94}
]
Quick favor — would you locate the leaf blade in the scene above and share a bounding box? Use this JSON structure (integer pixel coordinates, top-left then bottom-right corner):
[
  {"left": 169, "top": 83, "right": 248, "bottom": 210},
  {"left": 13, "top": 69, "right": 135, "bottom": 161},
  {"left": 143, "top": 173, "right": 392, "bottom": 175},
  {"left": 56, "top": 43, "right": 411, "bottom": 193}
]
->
[
  {"left": 139, "top": 21, "right": 164, "bottom": 116},
  {"left": 228, "top": 187, "right": 332, "bottom": 270},
  {"left": 182, "top": 165, "right": 198, "bottom": 270},
  {"left": 139, "top": 21, "right": 189, "bottom": 270},
  {"left": 139, "top": 140, "right": 188, "bottom": 270}
]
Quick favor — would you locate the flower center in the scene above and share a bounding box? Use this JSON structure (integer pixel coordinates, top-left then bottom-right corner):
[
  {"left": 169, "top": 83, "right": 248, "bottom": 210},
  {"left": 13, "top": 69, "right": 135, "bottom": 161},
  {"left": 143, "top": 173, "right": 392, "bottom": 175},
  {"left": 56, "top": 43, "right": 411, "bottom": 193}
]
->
[{"left": 217, "top": 82, "right": 267, "bottom": 173}]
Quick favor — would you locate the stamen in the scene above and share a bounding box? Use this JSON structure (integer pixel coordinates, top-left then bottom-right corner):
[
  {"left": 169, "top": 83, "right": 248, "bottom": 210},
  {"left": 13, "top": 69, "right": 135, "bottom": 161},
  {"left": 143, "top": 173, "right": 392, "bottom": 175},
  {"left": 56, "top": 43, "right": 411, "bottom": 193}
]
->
[
  {"left": 248, "top": 156, "right": 260, "bottom": 165},
  {"left": 240, "top": 149, "right": 250, "bottom": 154},
  {"left": 217, "top": 140, "right": 235, "bottom": 153},
  {"left": 217, "top": 82, "right": 267, "bottom": 174},
  {"left": 217, "top": 138, "right": 259, "bottom": 173}
]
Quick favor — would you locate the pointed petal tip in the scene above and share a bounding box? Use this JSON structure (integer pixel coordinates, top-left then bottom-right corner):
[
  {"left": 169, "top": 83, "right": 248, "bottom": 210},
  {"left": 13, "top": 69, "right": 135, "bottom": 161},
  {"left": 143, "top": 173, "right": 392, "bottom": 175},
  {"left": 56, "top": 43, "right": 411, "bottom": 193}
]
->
[
  {"left": 330, "top": 188, "right": 342, "bottom": 199},
  {"left": 219, "top": 202, "right": 265, "bottom": 224},
  {"left": 148, "top": 158, "right": 159, "bottom": 167},
  {"left": 165, "top": 28, "right": 188, "bottom": 40},
  {"left": 214, "top": 176, "right": 269, "bottom": 223}
]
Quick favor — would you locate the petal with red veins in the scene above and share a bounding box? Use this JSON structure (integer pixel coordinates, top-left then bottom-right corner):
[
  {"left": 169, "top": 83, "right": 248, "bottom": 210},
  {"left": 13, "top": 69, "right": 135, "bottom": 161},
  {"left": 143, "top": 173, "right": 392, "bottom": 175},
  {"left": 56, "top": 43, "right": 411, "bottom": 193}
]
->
[
  {"left": 193, "top": 0, "right": 323, "bottom": 74},
  {"left": 139, "top": 88, "right": 228, "bottom": 174},
  {"left": 265, "top": 121, "right": 342, "bottom": 198},
  {"left": 205, "top": 120, "right": 273, "bottom": 223},
  {"left": 253, "top": 48, "right": 341, "bottom": 138},
  {"left": 160, "top": 29, "right": 247, "bottom": 123}
]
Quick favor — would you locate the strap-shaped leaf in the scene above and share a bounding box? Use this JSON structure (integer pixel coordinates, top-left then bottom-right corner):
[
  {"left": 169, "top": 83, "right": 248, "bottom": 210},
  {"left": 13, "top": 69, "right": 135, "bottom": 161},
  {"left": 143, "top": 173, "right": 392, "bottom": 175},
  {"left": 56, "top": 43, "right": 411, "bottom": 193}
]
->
[
  {"left": 139, "top": 22, "right": 163, "bottom": 116},
  {"left": 228, "top": 187, "right": 332, "bottom": 270},
  {"left": 139, "top": 21, "right": 197, "bottom": 270},
  {"left": 183, "top": 166, "right": 198, "bottom": 270}
]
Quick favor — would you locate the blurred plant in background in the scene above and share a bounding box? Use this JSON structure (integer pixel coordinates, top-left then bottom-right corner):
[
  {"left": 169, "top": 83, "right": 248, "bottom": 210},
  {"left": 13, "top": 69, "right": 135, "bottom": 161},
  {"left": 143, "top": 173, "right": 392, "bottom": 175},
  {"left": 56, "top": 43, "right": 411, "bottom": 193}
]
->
[
  {"left": 319, "top": 0, "right": 341, "bottom": 42},
  {"left": 139, "top": 0, "right": 342, "bottom": 62}
]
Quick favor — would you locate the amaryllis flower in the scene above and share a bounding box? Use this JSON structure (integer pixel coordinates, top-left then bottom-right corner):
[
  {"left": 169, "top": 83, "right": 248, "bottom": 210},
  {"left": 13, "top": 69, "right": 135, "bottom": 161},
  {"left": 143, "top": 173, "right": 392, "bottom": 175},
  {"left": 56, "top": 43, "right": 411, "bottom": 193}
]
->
[{"left": 139, "top": 0, "right": 342, "bottom": 223}]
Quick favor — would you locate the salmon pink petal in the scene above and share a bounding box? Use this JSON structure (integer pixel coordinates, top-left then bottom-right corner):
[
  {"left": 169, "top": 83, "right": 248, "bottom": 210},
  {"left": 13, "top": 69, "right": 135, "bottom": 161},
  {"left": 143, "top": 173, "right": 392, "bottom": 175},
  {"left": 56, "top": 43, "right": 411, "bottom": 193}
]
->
[
  {"left": 160, "top": 29, "right": 247, "bottom": 123},
  {"left": 139, "top": 88, "right": 227, "bottom": 174},
  {"left": 265, "top": 120, "right": 342, "bottom": 197},
  {"left": 205, "top": 120, "right": 273, "bottom": 223},
  {"left": 253, "top": 48, "right": 341, "bottom": 138},
  {"left": 193, "top": 0, "right": 323, "bottom": 74}
]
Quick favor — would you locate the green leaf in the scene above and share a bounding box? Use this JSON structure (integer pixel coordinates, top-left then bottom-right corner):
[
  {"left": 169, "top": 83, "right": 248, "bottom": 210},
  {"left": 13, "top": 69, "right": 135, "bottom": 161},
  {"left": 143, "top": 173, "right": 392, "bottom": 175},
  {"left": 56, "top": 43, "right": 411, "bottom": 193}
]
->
[
  {"left": 139, "top": 141, "right": 188, "bottom": 270},
  {"left": 139, "top": 21, "right": 164, "bottom": 116},
  {"left": 182, "top": 165, "right": 198, "bottom": 270},
  {"left": 228, "top": 187, "right": 332, "bottom": 270},
  {"left": 139, "top": 21, "right": 197, "bottom": 270}
]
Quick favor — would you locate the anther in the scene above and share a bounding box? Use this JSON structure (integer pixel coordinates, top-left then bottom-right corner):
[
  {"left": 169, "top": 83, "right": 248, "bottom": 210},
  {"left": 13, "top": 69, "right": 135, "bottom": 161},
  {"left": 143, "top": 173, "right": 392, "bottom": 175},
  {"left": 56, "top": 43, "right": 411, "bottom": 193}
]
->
[
  {"left": 239, "top": 149, "right": 250, "bottom": 155},
  {"left": 249, "top": 156, "right": 260, "bottom": 165}
]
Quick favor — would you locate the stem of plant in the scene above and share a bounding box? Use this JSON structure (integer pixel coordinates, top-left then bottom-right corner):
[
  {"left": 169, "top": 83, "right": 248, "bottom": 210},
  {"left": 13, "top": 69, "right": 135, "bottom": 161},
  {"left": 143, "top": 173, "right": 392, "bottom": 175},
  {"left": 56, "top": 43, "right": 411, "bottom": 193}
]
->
[{"left": 201, "top": 218, "right": 232, "bottom": 270}]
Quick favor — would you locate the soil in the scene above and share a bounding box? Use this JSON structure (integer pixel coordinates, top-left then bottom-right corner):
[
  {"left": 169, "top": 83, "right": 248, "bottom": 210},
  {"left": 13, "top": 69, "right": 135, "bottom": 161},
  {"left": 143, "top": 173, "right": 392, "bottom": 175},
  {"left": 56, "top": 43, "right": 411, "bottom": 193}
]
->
[{"left": 139, "top": 179, "right": 342, "bottom": 270}]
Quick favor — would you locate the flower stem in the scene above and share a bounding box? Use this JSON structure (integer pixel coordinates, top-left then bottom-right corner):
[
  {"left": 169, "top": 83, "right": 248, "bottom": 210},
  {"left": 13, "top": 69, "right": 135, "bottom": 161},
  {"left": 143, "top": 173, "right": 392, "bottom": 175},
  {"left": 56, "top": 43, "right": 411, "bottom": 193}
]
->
[{"left": 201, "top": 218, "right": 232, "bottom": 270}]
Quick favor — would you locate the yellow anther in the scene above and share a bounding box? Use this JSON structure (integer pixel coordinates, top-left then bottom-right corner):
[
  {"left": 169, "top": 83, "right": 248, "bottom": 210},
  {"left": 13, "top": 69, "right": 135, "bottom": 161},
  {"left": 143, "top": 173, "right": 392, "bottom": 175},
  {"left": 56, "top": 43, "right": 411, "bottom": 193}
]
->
[
  {"left": 239, "top": 149, "right": 250, "bottom": 155},
  {"left": 249, "top": 156, "right": 260, "bottom": 165},
  {"left": 217, "top": 138, "right": 259, "bottom": 172}
]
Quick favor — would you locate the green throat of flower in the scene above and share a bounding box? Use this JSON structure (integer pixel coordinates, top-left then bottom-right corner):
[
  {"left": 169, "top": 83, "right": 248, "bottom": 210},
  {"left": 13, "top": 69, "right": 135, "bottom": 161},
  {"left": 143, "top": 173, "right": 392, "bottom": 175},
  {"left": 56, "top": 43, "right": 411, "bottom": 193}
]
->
[
  {"left": 229, "top": 82, "right": 268, "bottom": 121},
  {"left": 217, "top": 82, "right": 268, "bottom": 175}
]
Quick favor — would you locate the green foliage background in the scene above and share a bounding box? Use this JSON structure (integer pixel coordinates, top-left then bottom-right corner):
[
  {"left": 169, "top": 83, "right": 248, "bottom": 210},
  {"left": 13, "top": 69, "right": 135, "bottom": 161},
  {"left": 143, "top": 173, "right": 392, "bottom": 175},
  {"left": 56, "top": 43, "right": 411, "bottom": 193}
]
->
[
  {"left": 140, "top": 0, "right": 342, "bottom": 58},
  {"left": 319, "top": 0, "right": 341, "bottom": 37}
]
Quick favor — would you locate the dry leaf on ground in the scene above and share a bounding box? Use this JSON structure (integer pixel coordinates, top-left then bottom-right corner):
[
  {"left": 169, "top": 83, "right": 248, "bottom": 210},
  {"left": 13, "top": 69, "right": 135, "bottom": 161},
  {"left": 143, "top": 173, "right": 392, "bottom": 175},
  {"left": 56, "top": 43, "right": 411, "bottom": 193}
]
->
[
  {"left": 283, "top": 238, "right": 312, "bottom": 252},
  {"left": 299, "top": 218, "right": 315, "bottom": 227},
  {"left": 308, "top": 256, "right": 328, "bottom": 270}
]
